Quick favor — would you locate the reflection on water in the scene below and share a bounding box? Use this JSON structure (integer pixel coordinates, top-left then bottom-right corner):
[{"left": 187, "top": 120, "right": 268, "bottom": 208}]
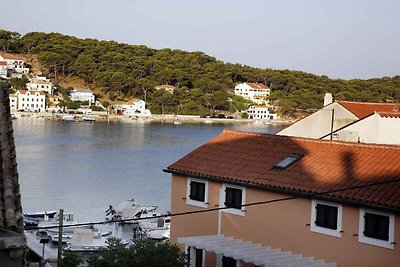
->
[{"left": 13, "top": 118, "right": 284, "bottom": 222}]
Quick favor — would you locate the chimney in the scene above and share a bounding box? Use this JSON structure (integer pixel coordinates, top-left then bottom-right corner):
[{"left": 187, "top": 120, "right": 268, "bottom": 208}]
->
[{"left": 324, "top": 93, "right": 333, "bottom": 106}]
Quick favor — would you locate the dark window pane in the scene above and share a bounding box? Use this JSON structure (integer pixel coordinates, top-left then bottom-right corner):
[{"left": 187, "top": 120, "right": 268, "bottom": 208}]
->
[
  {"left": 364, "top": 213, "right": 389, "bottom": 241},
  {"left": 189, "top": 181, "right": 206, "bottom": 202},
  {"left": 222, "top": 256, "right": 236, "bottom": 267},
  {"left": 225, "top": 187, "right": 242, "bottom": 209},
  {"left": 195, "top": 248, "right": 203, "bottom": 267},
  {"left": 315, "top": 204, "right": 338, "bottom": 230}
]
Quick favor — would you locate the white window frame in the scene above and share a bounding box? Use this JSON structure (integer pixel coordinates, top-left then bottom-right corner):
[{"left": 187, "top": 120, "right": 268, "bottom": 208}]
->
[
  {"left": 358, "top": 208, "right": 395, "bottom": 249},
  {"left": 220, "top": 183, "right": 246, "bottom": 216},
  {"left": 310, "top": 199, "right": 342, "bottom": 238},
  {"left": 186, "top": 177, "right": 208, "bottom": 208}
]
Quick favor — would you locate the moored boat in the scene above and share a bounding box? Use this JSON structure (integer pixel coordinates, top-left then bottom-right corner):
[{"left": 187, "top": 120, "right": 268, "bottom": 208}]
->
[{"left": 62, "top": 114, "right": 75, "bottom": 121}]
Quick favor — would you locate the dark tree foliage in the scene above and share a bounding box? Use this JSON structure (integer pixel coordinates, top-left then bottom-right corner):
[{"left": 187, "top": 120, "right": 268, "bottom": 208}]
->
[{"left": 2, "top": 29, "right": 399, "bottom": 114}]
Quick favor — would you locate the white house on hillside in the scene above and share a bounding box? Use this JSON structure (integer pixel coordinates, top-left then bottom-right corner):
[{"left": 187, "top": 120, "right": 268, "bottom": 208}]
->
[
  {"left": 0, "top": 61, "right": 7, "bottom": 79},
  {"left": 234, "top": 82, "right": 271, "bottom": 104},
  {"left": 9, "top": 94, "right": 17, "bottom": 111},
  {"left": 15, "top": 90, "right": 46, "bottom": 112},
  {"left": 155, "top": 85, "right": 176, "bottom": 94},
  {"left": 27, "top": 77, "right": 53, "bottom": 95},
  {"left": 0, "top": 54, "right": 29, "bottom": 75},
  {"left": 246, "top": 105, "right": 278, "bottom": 120},
  {"left": 69, "top": 88, "right": 95, "bottom": 104},
  {"left": 113, "top": 99, "right": 151, "bottom": 116}
]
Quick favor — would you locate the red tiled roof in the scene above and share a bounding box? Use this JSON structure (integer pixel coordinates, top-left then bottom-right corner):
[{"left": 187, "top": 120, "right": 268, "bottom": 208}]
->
[
  {"left": 338, "top": 101, "right": 399, "bottom": 119},
  {"left": 18, "top": 90, "right": 46, "bottom": 95},
  {"left": 245, "top": 82, "right": 270, "bottom": 90},
  {"left": 378, "top": 112, "right": 400, "bottom": 118},
  {"left": 1, "top": 54, "right": 24, "bottom": 60},
  {"left": 166, "top": 130, "right": 400, "bottom": 211},
  {"left": 0, "top": 61, "right": 6, "bottom": 66}
]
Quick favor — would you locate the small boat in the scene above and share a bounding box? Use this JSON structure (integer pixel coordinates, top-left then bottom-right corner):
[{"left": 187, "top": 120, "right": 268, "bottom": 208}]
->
[
  {"left": 62, "top": 115, "right": 75, "bottom": 121},
  {"left": 173, "top": 121, "right": 182, "bottom": 125},
  {"left": 82, "top": 116, "right": 96, "bottom": 122},
  {"left": 51, "top": 234, "right": 72, "bottom": 245},
  {"left": 144, "top": 217, "right": 171, "bottom": 241},
  {"left": 105, "top": 199, "right": 158, "bottom": 224},
  {"left": 24, "top": 211, "right": 57, "bottom": 220},
  {"left": 203, "top": 119, "right": 213, "bottom": 124}
]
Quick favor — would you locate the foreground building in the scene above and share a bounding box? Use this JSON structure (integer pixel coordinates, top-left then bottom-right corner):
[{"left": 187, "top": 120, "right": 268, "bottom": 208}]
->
[
  {"left": 278, "top": 94, "right": 400, "bottom": 141},
  {"left": 0, "top": 81, "right": 26, "bottom": 266},
  {"left": 165, "top": 130, "right": 400, "bottom": 267}
]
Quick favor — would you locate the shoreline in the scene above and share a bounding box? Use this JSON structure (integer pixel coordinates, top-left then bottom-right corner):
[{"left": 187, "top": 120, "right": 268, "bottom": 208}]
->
[{"left": 12, "top": 112, "right": 293, "bottom": 125}]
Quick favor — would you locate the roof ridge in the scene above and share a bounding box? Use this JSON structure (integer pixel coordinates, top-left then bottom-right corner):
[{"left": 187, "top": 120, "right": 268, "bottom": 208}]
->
[
  {"left": 337, "top": 100, "right": 400, "bottom": 105},
  {"left": 222, "top": 129, "right": 400, "bottom": 150}
]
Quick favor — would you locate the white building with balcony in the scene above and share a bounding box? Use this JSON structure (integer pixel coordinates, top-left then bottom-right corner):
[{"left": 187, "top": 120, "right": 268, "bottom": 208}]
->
[
  {"left": 0, "top": 61, "right": 7, "bottom": 79},
  {"left": 0, "top": 54, "right": 29, "bottom": 75},
  {"left": 26, "top": 77, "right": 53, "bottom": 95},
  {"left": 69, "top": 88, "right": 95, "bottom": 104},
  {"left": 246, "top": 105, "right": 278, "bottom": 120},
  {"left": 234, "top": 82, "right": 271, "bottom": 104},
  {"left": 15, "top": 90, "right": 46, "bottom": 112},
  {"left": 113, "top": 99, "right": 151, "bottom": 116}
]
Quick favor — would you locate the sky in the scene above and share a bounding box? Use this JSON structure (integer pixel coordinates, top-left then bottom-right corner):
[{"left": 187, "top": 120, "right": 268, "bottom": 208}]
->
[{"left": 0, "top": 0, "right": 399, "bottom": 79}]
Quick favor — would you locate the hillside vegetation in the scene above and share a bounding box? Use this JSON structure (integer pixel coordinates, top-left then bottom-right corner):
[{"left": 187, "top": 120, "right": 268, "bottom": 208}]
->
[{"left": 1, "top": 29, "right": 399, "bottom": 115}]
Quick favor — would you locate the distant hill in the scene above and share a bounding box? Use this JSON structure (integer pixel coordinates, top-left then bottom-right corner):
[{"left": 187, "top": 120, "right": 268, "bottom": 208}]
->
[{"left": 1, "top": 29, "right": 399, "bottom": 116}]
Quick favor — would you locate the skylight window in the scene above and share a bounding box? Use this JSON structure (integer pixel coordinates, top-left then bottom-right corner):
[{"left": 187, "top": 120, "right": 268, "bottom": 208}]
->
[{"left": 274, "top": 154, "right": 301, "bottom": 169}]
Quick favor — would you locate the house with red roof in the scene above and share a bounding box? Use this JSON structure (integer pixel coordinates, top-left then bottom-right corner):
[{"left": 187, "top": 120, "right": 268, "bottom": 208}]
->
[
  {"left": 15, "top": 90, "right": 46, "bottom": 112},
  {"left": 165, "top": 129, "right": 400, "bottom": 267},
  {"left": 0, "top": 54, "right": 29, "bottom": 76},
  {"left": 234, "top": 82, "right": 271, "bottom": 104},
  {"left": 278, "top": 94, "right": 400, "bottom": 144}
]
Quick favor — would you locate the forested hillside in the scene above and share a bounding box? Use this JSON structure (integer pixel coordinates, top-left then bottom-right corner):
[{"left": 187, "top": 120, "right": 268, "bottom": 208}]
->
[{"left": 1, "top": 29, "right": 399, "bottom": 115}]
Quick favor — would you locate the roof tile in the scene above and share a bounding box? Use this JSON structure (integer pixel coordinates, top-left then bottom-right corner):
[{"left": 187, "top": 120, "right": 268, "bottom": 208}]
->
[{"left": 167, "top": 130, "right": 400, "bottom": 211}]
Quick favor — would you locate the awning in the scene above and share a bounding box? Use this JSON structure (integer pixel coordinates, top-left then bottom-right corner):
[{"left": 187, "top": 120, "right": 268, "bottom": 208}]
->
[{"left": 178, "top": 235, "right": 336, "bottom": 267}]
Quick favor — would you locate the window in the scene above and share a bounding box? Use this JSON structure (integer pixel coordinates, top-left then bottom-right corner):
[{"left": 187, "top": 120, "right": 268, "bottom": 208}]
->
[
  {"left": 274, "top": 154, "right": 301, "bottom": 169},
  {"left": 225, "top": 187, "right": 242, "bottom": 209},
  {"left": 189, "top": 181, "right": 205, "bottom": 202},
  {"left": 222, "top": 256, "right": 237, "bottom": 267},
  {"left": 221, "top": 184, "right": 246, "bottom": 216},
  {"left": 311, "top": 200, "right": 342, "bottom": 237},
  {"left": 186, "top": 178, "right": 208, "bottom": 208},
  {"left": 359, "top": 209, "right": 395, "bottom": 249}
]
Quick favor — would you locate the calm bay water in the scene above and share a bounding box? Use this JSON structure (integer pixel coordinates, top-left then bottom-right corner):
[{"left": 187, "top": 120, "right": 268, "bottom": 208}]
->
[{"left": 13, "top": 118, "right": 283, "bottom": 222}]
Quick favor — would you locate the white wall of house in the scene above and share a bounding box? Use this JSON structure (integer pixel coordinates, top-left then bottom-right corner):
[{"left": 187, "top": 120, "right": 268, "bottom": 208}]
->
[
  {"left": 247, "top": 105, "right": 278, "bottom": 120},
  {"left": 0, "top": 56, "right": 29, "bottom": 74},
  {"left": 113, "top": 100, "right": 146, "bottom": 114},
  {"left": 234, "top": 83, "right": 270, "bottom": 104},
  {"left": 27, "top": 82, "right": 53, "bottom": 95},
  {"left": 322, "top": 113, "right": 400, "bottom": 145},
  {"left": 9, "top": 95, "right": 17, "bottom": 111},
  {"left": 69, "top": 89, "right": 95, "bottom": 104},
  {"left": 16, "top": 91, "right": 46, "bottom": 112},
  {"left": 278, "top": 102, "right": 358, "bottom": 138},
  {"left": 0, "top": 63, "right": 7, "bottom": 78}
]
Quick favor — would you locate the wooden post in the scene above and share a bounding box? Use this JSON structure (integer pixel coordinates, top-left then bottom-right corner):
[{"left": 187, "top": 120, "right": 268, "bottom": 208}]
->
[
  {"left": 330, "top": 109, "right": 335, "bottom": 140},
  {"left": 57, "top": 209, "right": 64, "bottom": 264}
]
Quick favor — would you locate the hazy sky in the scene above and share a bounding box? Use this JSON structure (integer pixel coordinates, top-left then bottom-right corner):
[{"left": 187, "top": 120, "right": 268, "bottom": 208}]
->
[{"left": 1, "top": 0, "right": 399, "bottom": 79}]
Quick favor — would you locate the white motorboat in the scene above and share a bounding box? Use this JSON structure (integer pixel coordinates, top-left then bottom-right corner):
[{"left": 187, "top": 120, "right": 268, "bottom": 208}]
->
[
  {"left": 82, "top": 116, "right": 96, "bottom": 122},
  {"left": 62, "top": 115, "right": 75, "bottom": 121},
  {"left": 144, "top": 217, "right": 171, "bottom": 241},
  {"left": 173, "top": 121, "right": 182, "bottom": 125},
  {"left": 38, "top": 212, "right": 88, "bottom": 234}
]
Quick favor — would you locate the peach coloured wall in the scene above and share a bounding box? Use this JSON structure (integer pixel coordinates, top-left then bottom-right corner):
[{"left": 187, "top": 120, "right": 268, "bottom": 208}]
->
[{"left": 171, "top": 174, "right": 400, "bottom": 267}]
